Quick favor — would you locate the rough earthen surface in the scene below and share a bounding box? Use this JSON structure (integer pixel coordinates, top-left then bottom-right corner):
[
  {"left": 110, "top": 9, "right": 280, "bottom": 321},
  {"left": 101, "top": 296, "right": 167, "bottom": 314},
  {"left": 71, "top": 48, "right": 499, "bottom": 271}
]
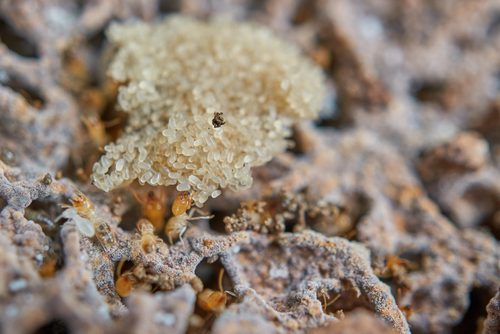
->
[{"left": 0, "top": 1, "right": 499, "bottom": 334}]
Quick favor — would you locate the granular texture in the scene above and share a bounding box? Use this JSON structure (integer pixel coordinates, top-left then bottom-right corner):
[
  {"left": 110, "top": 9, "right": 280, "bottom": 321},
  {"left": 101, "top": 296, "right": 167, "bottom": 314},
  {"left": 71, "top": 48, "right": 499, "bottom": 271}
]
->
[
  {"left": 91, "top": 16, "right": 324, "bottom": 206},
  {"left": 1, "top": 1, "right": 499, "bottom": 334}
]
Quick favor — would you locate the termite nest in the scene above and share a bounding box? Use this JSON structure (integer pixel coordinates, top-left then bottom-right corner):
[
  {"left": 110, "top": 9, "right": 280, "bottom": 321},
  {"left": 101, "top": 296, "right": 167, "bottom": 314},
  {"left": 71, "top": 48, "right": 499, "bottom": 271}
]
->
[{"left": 1, "top": 1, "right": 499, "bottom": 334}]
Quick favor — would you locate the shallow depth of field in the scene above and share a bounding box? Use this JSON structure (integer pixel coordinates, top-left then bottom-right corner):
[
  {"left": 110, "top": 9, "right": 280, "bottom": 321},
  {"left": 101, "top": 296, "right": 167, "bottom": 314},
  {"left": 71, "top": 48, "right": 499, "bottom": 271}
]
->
[{"left": 0, "top": 1, "right": 499, "bottom": 334}]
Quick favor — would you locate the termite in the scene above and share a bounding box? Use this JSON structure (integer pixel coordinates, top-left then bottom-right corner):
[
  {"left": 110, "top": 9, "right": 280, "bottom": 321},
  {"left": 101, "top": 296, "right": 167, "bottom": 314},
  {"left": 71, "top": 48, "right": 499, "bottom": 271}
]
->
[
  {"left": 134, "top": 187, "right": 168, "bottom": 232},
  {"left": 197, "top": 268, "right": 235, "bottom": 313},
  {"left": 165, "top": 192, "right": 213, "bottom": 244}
]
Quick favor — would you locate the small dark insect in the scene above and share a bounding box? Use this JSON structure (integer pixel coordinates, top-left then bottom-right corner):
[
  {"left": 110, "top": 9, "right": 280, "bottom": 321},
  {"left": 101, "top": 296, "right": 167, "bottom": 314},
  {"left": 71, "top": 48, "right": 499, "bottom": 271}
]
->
[
  {"left": 212, "top": 112, "right": 225, "bottom": 128},
  {"left": 40, "top": 173, "right": 53, "bottom": 185}
]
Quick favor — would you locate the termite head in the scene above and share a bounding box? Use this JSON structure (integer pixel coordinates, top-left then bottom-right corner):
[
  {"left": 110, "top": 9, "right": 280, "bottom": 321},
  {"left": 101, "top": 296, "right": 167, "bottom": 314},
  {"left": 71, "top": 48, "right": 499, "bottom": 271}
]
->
[
  {"left": 134, "top": 188, "right": 168, "bottom": 231},
  {"left": 196, "top": 268, "right": 233, "bottom": 313},
  {"left": 137, "top": 218, "right": 155, "bottom": 234},
  {"left": 69, "top": 191, "right": 94, "bottom": 218},
  {"left": 172, "top": 191, "right": 192, "bottom": 216},
  {"left": 137, "top": 219, "right": 159, "bottom": 253},
  {"left": 197, "top": 289, "right": 227, "bottom": 313},
  {"left": 116, "top": 273, "right": 135, "bottom": 297}
]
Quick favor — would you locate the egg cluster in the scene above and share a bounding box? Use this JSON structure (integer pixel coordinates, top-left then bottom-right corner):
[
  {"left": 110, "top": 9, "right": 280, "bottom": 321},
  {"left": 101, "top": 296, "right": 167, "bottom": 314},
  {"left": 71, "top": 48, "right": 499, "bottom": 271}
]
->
[{"left": 91, "top": 16, "right": 324, "bottom": 205}]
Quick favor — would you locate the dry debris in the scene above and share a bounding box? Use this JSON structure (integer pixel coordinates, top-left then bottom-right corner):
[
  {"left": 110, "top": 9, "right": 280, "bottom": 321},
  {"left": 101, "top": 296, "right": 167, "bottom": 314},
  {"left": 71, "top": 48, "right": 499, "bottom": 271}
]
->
[{"left": 223, "top": 190, "right": 352, "bottom": 236}]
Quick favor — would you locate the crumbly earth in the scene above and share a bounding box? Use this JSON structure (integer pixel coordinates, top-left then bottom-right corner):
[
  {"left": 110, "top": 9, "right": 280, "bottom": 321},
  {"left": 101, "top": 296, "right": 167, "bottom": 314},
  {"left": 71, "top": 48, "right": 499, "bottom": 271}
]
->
[{"left": 0, "top": 1, "right": 499, "bottom": 334}]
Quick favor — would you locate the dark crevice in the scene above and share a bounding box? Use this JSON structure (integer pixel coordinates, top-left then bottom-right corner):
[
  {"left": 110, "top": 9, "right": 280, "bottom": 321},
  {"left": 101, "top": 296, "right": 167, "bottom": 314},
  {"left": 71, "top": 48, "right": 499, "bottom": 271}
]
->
[
  {"left": 311, "top": 191, "right": 372, "bottom": 240},
  {"left": 454, "top": 36, "right": 478, "bottom": 52},
  {"left": 481, "top": 210, "right": 500, "bottom": 241},
  {"left": 114, "top": 260, "right": 134, "bottom": 281},
  {"left": 487, "top": 12, "right": 500, "bottom": 37},
  {"left": 32, "top": 319, "right": 70, "bottom": 334},
  {"left": 3, "top": 74, "right": 46, "bottom": 109},
  {"left": 410, "top": 79, "right": 452, "bottom": 109},
  {"left": 0, "top": 16, "right": 39, "bottom": 58},
  {"left": 314, "top": 84, "right": 346, "bottom": 129},
  {"left": 284, "top": 218, "right": 296, "bottom": 233},
  {"left": 85, "top": 29, "right": 108, "bottom": 87},
  {"left": 195, "top": 258, "right": 227, "bottom": 292},
  {"left": 24, "top": 193, "right": 58, "bottom": 221},
  {"left": 158, "top": 0, "right": 182, "bottom": 14},
  {"left": 190, "top": 258, "right": 235, "bottom": 333},
  {"left": 461, "top": 185, "right": 500, "bottom": 240},
  {"left": 99, "top": 94, "right": 127, "bottom": 142},
  {"left": 87, "top": 28, "right": 107, "bottom": 57},
  {"left": 244, "top": 0, "right": 267, "bottom": 14},
  {"left": 25, "top": 199, "right": 66, "bottom": 277},
  {"left": 318, "top": 30, "right": 357, "bottom": 128},
  {"left": 344, "top": 192, "right": 372, "bottom": 229},
  {"left": 292, "top": 0, "right": 316, "bottom": 26},
  {"left": 286, "top": 125, "right": 307, "bottom": 155},
  {"left": 451, "top": 287, "right": 492, "bottom": 334},
  {"left": 73, "top": 0, "right": 86, "bottom": 12},
  {"left": 208, "top": 209, "right": 228, "bottom": 234},
  {"left": 119, "top": 200, "right": 143, "bottom": 232},
  {"left": 314, "top": 112, "right": 354, "bottom": 129}
]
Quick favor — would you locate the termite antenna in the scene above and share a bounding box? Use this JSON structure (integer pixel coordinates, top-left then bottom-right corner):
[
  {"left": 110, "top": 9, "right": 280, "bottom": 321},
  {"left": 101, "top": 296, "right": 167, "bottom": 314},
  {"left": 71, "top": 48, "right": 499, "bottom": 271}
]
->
[
  {"left": 187, "top": 215, "right": 214, "bottom": 221},
  {"left": 325, "top": 294, "right": 340, "bottom": 308},
  {"left": 218, "top": 268, "right": 225, "bottom": 293},
  {"left": 219, "top": 268, "right": 237, "bottom": 297},
  {"left": 116, "top": 257, "right": 126, "bottom": 277}
]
